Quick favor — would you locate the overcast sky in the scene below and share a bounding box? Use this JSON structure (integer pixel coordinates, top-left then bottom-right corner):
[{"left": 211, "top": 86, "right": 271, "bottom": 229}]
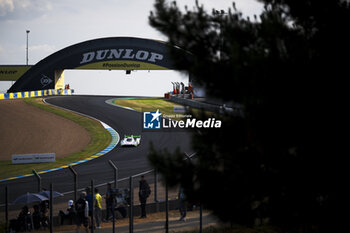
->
[{"left": 0, "top": 0, "right": 263, "bottom": 96}]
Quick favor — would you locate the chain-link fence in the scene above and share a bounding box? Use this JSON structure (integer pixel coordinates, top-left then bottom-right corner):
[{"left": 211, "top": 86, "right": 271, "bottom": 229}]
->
[{"left": 0, "top": 157, "right": 209, "bottom": 233}]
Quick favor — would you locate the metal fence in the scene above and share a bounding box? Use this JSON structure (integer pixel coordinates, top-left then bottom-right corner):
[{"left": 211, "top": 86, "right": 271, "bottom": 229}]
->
[{"left": 1, "top": 157, "right": 207, "bottom": 233}]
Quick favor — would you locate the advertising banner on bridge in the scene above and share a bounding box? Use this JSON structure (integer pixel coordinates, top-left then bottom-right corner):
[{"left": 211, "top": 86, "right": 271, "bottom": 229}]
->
[
  {"left": 12, "top": 153, "right": 56, "bottom": 164},
  {"left": 0, "top": 65, "right": 31, "bottom": 81},
  {"left": 8, "top": 37, "right": 192, "bottom": 92},
  {"left": 77, "top": 60, "right": 168, "bottom": 70}
]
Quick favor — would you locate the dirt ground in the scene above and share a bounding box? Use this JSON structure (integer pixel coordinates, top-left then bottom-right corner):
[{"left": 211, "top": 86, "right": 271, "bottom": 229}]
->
[{"left": 0, "top": 99, "right": 91, "bottom": 160}]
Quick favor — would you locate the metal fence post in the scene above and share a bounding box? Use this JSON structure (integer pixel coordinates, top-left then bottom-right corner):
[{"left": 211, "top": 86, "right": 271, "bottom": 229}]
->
[
  {"left": 5, "top": 186, "right": 8, "bottom": 233},
  {"left": 69, "top": 166, "right": 78, "bottom": 204},
  {"left": 112, "top": 196, "right": 116, "bottom": 233},
  {"left": 200, "top": 203, "right": 203, "bottom": 233},
  {"left": 184, "top": 152, "right": 203, "bottom": 232},
  {"left": 32, "top": 169, "right": 41, "bottom": 192},
  {"left": 165, "top": 182, "right": 169, "bottom": 233},
  {"left": 91, "top": 180, "right": 94, "bottom": 233},
  {"left": 129, "top": 176, "right": 134, "bottom": 233},
  {"left": 108, "top": 160, "right": 118, "bottom": 189},
  {"left": 49, "top": 183, "right": 53, "bottom": 233},
  {"left": 154, "top": 169, "right": 158, "bottom": 211}
]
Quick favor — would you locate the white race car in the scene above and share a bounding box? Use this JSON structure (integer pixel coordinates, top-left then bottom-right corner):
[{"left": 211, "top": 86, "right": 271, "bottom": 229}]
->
[{"left": 120, "top": 135, "right": 141, "bottom": 147}]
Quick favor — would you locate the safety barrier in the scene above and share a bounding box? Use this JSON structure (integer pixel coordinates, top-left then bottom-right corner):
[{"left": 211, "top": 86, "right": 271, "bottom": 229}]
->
[{"left": 0, "top": 89, "right": 74, "bottom": 100}]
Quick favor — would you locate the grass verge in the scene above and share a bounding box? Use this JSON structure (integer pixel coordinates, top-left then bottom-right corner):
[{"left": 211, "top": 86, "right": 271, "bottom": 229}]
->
[
  {"left": 112, "top": 97, "right": 218, "bottom": 121},
  {"left": 112, "top": 97, "right": 181, "bottom": 112},
  {"left": 0, "top": 98, "right": 111, "bottom": 180},
  {"left": 112, "top": 97, "right": 194, "bottom": 121}
]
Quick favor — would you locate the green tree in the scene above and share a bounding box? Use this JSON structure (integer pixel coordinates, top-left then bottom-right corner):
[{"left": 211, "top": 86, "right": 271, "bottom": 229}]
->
[{"left": 148, "top": 0, "right": 349, "bottom": 231}]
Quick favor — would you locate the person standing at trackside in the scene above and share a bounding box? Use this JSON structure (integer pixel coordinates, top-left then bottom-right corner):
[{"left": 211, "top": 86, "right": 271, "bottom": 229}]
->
[
  {"left": 138, "top": 175, "right": 151, "bottom": 218},
  {"left": 75, "top": 192, "right": 89, "bottom": 233},
  {"left": 178, "top": 187, "right": 187, "bottom": 221},
  {"left": 85, "top": 187, "right": 95, "bottom": 229},
  {"left": 104, "top": 183, "right": 115, "bottom": 222},
  {"left": 85, "top": 187, "right": 93, "bottom": 219},
  {"left": 94, "top": 188, "right": 102, "bottom": 229}
]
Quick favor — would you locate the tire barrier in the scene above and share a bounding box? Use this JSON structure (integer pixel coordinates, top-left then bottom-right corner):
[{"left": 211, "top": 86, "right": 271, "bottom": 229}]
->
[{"left": 0, "top": 89, "right": 74, "bottom": 100}]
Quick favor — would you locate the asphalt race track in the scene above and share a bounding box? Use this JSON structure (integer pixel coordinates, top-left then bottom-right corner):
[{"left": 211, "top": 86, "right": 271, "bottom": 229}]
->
[{"left": 0, "top": 95, "right": 193, "bottom": 204}]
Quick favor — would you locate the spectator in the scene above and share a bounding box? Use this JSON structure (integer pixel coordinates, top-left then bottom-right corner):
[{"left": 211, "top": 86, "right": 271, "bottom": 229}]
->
[
  {"left": 178, "top": 187, "right": 187, "bottom": 221},
  {"left": 32, "top": 204, "right": 42, "bottom": 229},
  {"left": 17, "top": 205, "right": 32, "bottom": 231},
  {"left": 75, "top": 191, "right": 89, "bottom": 233},
  {"left": 115, "top": 188, "right": 129, "bottom": 218},
  {"left": 59, "top": 200, "right": 75, "bottom": 225},
  {"left": 9, "top": 218, "right": 18, "bottom": 232},
  {"left": 40, "top": 200, "right": 49, "bottom": 228},
  {"left": 85, "top": 187, "right": 95, "bottom": 229},
  {"left": 85, "top": 187, "right": 93, "bottom": 218},
  {"left": 104, "top": 183, "right": 115, "bottom": 222},
  {"left": 139, "top": 175, "right": 151, "bottom": 218},
  {"left": 94, "top": 188, "right": 102, "bottom": 229}
]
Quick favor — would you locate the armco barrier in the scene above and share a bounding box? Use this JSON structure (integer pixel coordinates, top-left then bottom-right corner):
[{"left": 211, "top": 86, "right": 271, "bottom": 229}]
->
[{"left": 0, "top": 89, "right": 74, "bottom": 100}]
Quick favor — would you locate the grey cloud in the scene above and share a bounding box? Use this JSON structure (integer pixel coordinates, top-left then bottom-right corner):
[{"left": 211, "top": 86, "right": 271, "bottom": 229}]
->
[{"left": 0, "top": 0, "right": 52, "bottom": 20}]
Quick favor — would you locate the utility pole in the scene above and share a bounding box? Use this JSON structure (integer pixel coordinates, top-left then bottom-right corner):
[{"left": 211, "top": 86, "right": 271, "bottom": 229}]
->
[{"left": 26, "top": 30, "right": 30, "bottom": 65}]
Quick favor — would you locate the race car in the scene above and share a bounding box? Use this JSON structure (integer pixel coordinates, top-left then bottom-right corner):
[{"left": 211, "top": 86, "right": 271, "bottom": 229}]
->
[{"left": 120, "top": 135, "right": 141, "bottom": 147}]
